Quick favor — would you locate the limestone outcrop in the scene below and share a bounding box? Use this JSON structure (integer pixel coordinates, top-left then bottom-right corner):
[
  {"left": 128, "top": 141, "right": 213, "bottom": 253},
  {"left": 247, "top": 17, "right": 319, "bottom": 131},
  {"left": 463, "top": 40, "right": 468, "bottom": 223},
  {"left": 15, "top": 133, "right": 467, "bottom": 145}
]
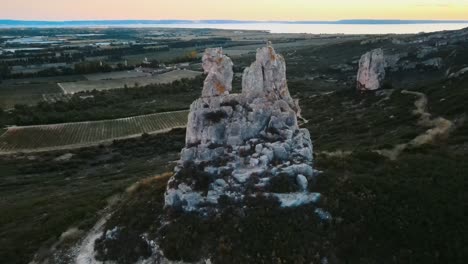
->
[
  {"left": 201, "top": 48, "right": 234, "bottom": 97},
  {"left": 165, "top": 44, "right": 325, "bottom": 217},
  {"left": 357, "top": 48, "right": 386, "bottom": 91}
]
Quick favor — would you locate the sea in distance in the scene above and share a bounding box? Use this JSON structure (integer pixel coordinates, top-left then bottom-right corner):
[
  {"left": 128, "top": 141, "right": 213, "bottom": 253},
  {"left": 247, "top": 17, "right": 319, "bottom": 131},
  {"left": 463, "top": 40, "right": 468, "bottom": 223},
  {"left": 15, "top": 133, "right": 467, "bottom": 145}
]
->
[
  {"left": 2, "top": 21, "right": 468, "bottom": 34},
  {"left": 132, "top": 23, "right": 468, "bottom": 34}
]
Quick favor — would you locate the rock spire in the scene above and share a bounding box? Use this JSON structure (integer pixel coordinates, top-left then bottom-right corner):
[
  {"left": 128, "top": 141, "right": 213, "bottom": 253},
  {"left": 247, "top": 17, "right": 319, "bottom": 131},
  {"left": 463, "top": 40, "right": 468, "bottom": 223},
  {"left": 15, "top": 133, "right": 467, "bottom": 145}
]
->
[{"left": 165, "top": 43, "right": 326, "bottom": 218}]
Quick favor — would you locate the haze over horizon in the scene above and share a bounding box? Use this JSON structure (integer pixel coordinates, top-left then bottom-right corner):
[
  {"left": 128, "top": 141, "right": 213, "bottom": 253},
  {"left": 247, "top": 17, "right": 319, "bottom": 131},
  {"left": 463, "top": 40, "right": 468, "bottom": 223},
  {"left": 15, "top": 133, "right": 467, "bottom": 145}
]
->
[{"left": 2, "top": 0, "right": 468, "bottom": 21}]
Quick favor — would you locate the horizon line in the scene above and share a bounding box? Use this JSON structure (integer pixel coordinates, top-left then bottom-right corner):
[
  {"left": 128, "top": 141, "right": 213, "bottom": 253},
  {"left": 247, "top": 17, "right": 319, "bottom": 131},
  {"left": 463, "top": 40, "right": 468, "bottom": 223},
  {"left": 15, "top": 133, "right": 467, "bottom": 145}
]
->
[{"left": 1, "top": 19, "right": 468, "bottom": 24}]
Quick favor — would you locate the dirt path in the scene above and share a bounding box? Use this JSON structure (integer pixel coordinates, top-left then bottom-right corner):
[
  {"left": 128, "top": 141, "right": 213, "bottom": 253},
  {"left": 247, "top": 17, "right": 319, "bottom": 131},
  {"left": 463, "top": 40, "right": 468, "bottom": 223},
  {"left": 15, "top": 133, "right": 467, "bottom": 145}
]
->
[
  {"left": 320, "top": 90, "right": 454, "bottom": 160},
  {"left": 74, "top": 214, "right": 111, "bottom": 264},
  {"left": 376, "top": 90, "right": 453, "bottom": 160}
]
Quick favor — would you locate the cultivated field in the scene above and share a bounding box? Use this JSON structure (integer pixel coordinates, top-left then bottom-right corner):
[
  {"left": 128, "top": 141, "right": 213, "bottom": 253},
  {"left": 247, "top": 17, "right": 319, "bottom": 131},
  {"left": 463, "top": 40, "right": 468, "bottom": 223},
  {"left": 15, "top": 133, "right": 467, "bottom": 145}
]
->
[
  {"left": 58, "top": 70, "right": 202, "bottom": 94},
  {"left": 0, "top": 75, "right": 86, "bottom": 85},
  {"left": 0, "top": 110, "right": 189, "bottom": 153},
  {"left": 123, "top": 48, "right": 198, "bottom": 64},
  {"left": 224, "top": 37, "right": 365, "bottom": 58},
  {"left": 0, "top": 83, "right": 62, "bottom": 109},
  {"left": 84, "top": 70, "right": 151, "bottom": 81}
]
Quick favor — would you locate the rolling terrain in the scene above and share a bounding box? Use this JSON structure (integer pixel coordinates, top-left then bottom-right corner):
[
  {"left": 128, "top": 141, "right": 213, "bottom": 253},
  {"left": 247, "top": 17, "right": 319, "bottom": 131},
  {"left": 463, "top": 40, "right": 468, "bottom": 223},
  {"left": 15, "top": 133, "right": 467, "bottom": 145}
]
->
[{"left": 0, "top": 27, "right": 467, "bottom": 264}]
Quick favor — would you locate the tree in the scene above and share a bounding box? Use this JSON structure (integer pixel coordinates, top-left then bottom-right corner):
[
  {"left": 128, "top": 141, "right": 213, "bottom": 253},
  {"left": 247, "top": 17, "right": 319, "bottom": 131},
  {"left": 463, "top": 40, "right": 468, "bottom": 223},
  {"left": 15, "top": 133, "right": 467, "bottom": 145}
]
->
[{"left": 0, "top": 63, "right": 11, "bottom": 80}]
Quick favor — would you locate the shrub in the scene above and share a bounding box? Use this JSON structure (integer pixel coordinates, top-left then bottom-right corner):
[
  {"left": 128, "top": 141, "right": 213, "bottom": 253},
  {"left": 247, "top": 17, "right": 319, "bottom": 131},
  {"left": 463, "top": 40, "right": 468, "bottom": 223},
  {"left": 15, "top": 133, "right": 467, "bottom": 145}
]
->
[
  {"left": 267, "top": 173, "right": 300, "bottom": 193},
  {"left": 204, "top": 110, "right": 228, "bottom": 123}
]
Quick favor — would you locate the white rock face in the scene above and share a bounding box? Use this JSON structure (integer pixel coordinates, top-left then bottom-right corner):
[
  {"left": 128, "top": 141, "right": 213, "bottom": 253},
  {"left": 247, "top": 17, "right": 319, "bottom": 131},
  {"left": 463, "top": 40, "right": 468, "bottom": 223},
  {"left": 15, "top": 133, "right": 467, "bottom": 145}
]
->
[
  {"left": 201, "top": 48, "right": 233, "bottom": 97},
  {"left": 357, "top": 48, "right": 386, "bottom": 91},
  {"left": 165, "top": 43, "right": 321, "bottom": 214},
  {"left": 242, "top": 44, "right": 295, "bottom": 107}
]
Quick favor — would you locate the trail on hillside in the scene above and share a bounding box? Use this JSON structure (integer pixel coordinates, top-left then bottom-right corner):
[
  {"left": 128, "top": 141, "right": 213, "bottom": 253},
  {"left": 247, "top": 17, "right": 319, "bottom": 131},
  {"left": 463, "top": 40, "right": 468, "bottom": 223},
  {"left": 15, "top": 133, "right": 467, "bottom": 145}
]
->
[
  {"left": 320, "top": 90, "right": 454, "bottom": 160},
  {"left": 74, "top": 214, "right": 110, "bottom": 264},
  {"left": 376, "top": 90, "right": 454, "bottom": 160}
]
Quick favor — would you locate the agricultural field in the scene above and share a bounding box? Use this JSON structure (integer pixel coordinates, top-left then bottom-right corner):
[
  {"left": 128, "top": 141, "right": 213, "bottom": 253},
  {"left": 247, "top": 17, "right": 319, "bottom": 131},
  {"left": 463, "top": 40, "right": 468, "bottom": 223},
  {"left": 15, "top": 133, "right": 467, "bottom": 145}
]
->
[
  {"left": 0, "top": 110, "right": 189, "bottom": 153},
  {"left": 0, "top": 75, "right": 86, "bottom": 85},
  {"left": 224, "top": 37, "right": 364, "bottom": 58},
  {"left": 0, "top": 83, "right": 62, "bottom": 109},
  {"left": 84, "top": 70, "right": 150, "bottom": 81},
  {"left": 58, "top": 70, "right": 202, "bottom": 94},
  {"left": 122, "top": 48, "right": 200, "bottom": 65}
]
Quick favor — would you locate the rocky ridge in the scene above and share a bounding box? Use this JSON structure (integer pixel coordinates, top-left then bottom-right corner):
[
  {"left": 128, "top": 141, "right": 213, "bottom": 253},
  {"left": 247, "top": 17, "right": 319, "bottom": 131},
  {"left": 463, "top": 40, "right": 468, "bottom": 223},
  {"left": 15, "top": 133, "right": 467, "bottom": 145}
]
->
[{"left": 165, "top": 43, "right": 326, "bottom": 218}]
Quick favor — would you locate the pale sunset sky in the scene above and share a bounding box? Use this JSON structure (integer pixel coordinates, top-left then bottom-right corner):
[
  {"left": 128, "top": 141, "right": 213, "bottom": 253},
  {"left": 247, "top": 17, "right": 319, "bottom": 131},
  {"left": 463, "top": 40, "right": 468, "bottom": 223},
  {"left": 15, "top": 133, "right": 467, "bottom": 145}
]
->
[{"left": 1, "top": 0, "right": 468, "bottom": 21}]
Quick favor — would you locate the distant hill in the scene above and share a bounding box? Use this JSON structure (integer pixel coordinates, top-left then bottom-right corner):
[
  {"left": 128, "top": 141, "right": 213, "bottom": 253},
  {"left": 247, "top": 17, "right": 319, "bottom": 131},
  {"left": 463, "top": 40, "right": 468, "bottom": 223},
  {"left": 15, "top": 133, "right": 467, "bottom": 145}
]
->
[{"left": 1, "top": 19, "right": 468, "bottom": 27}]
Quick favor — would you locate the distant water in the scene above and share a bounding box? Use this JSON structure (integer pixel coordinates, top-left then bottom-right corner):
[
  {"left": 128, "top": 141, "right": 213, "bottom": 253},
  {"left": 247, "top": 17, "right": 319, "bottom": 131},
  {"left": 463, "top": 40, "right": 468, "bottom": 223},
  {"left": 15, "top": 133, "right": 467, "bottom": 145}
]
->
[{"left": 118, "top": 23, "right": 468, "bottom": 34}]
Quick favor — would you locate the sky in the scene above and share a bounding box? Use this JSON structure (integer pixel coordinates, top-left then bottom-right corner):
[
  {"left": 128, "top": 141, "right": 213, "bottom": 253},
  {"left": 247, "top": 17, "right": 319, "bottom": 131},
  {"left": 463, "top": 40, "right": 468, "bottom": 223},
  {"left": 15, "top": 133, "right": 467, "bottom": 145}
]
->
[{"left": 1, "top": 0, "right": 468, "bottom": 21}]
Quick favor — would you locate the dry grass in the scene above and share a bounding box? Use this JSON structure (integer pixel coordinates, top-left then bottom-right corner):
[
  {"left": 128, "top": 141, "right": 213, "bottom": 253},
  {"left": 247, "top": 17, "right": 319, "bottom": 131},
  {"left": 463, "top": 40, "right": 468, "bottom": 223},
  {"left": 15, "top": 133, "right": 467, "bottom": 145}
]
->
[{"left": 125, "top": 172, "right": 173, "bottom": 194}]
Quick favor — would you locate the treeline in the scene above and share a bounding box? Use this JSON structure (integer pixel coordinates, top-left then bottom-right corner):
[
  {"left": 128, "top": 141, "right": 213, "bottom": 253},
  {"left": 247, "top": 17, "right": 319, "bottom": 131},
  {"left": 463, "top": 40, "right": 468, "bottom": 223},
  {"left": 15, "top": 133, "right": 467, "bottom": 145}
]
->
[
  {"left": 6, "top": 61, "right": 134, "bottom": 79},
  {"left": 2, "top": 75, "right": 204, "bottom": 127},
  {"left": 0, "top": 64, "right": 10, "bottom": 83},
  {"left": 0, "top": 52, "right": 83, "bottom": 66},
  {"left": 161, "top": 38, "right": 230, "bottom": 49}
]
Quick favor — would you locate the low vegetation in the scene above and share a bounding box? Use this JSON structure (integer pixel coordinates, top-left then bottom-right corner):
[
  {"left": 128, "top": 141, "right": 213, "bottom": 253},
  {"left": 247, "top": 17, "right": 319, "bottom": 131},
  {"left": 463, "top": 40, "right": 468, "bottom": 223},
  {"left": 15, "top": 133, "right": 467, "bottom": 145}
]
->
[
  {"left": 0, "top": 129, "right": 185, "bottom": 264},
  {"left": 1, "top": 27, "right": 467, "bottom": 264},
  {"left": 1, "top": 76, "right": 203, "bottom": 127}
]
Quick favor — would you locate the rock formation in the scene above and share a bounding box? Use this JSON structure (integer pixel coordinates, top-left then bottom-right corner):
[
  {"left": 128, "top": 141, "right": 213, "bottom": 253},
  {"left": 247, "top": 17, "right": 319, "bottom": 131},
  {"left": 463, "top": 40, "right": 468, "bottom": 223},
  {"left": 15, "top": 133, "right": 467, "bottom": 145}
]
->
[
  {"left": 165, "top": 43, "right": 326, "bottom": 217},
  {"left": 356, "top": 48, "right": 386, "bottom": 91}
]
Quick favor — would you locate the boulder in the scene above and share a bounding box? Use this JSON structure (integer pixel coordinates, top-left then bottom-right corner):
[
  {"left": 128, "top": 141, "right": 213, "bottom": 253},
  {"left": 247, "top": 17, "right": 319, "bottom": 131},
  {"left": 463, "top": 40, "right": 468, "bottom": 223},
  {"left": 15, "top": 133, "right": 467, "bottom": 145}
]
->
[{"left": 357, "top": 48, "right": 386, "bottom": 91}]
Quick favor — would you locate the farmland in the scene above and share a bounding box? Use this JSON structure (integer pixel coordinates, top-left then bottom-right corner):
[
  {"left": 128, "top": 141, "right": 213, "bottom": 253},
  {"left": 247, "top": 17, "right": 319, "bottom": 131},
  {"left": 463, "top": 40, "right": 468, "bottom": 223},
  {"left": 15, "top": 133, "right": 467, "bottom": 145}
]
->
[
  {"left": 0, "top": 110, "right": 189, "bottom": 153},
  {"left": 58, "top": 70, "right": 202, "bottom": 94},
  {"left": 0, "top": 75, "right": 86, "bottom": 109},
  {"left": 0, "top": 83, "right": 62, "bottom": 109},
  {"left": 84, "top": 70, "right": 150, "bottom": 81},
  {"left": 123, "top": 48, "right": 199, "bottom": 65}
]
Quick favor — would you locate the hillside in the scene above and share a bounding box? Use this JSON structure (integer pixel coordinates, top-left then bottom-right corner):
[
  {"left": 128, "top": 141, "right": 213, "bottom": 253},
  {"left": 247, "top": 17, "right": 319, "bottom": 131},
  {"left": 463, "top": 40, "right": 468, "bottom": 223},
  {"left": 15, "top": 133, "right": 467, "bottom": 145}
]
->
[
  {"left": 74, "top": 28, "right": 468, "bottom": 263},
  {"left": 0, "top": 27, "right": 467, "bottom": 264}
]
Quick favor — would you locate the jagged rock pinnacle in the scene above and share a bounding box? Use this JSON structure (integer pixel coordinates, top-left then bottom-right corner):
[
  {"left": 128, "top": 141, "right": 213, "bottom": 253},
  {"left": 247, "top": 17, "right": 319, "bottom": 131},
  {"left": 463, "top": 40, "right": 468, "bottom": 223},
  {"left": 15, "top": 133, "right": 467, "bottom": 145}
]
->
[
  {"left": 165, "top": 43, "right": 323, "bottom": 216},
  {"left": 242, "top": 41, "right": 300, "bottom": 113},
  {"left": 201, "top": 48, "right": 234, "bottom": 97}
]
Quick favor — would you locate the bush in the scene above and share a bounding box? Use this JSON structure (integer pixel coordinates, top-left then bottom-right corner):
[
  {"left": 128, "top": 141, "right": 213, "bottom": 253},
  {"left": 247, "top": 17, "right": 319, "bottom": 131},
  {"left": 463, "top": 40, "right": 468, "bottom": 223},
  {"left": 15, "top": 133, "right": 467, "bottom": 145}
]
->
[
  {"left": 204, "top": 110, "right": 228, "bottom": 123},
  {"left": 267, "top": 173, "right": 300, "bottom": 193}
]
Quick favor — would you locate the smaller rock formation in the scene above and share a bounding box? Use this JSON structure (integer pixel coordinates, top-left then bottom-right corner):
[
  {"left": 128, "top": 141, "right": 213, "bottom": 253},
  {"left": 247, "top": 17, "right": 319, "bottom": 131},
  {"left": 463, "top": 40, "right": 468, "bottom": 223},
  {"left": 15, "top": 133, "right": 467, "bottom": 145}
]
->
[{"left": 357, "top": 48, "right": 386, "bottom": 91}]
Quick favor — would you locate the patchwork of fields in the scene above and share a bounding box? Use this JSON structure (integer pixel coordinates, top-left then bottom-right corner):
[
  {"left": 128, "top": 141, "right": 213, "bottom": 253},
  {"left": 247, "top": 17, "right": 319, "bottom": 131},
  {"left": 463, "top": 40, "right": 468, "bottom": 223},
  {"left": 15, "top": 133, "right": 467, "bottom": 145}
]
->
[
  {"left": 0, "top": 110, "right": 189, "bottom": 153},
  {"left": 0, "top": 70, "right": 202, "bottom": 108},
  {"left": 58, "top": 70, "right": 202, "bottom": 94}
]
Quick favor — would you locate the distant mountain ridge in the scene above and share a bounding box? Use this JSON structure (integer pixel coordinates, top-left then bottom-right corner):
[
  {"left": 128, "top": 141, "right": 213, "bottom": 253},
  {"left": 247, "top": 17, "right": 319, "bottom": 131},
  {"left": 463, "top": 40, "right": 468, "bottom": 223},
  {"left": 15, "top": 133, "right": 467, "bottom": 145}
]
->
[{"left": 1, "top": 19, "right": 468, "bottom": 27}]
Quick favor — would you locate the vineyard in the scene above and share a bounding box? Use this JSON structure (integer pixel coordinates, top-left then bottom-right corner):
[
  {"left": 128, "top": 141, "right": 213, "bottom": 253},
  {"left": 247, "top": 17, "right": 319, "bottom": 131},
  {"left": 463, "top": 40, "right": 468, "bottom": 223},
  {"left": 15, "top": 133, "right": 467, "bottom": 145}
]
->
[{"left": 0, "top": 110, "right": 189, "bottom": 153}]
